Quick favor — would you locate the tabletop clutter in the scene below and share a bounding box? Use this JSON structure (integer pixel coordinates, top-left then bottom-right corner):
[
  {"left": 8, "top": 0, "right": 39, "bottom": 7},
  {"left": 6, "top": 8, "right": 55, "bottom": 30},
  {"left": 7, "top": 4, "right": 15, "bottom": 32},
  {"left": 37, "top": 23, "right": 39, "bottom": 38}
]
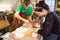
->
[{"left": 1, "top": 22, "right": 42, "bottom": 40}]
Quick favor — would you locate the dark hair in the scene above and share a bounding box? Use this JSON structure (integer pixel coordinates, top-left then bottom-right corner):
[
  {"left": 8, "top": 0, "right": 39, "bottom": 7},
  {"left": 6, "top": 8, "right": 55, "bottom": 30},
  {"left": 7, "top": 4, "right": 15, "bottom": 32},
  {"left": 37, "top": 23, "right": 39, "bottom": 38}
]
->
[
  {"left": 23, "top": 0, "right": 30, "bottom": 5},
  {"left": 35, "top": 1, "right": 49, "bottom": 12},
  {"left": 24, "top": 0, "right": 30, "bottom": 2}
]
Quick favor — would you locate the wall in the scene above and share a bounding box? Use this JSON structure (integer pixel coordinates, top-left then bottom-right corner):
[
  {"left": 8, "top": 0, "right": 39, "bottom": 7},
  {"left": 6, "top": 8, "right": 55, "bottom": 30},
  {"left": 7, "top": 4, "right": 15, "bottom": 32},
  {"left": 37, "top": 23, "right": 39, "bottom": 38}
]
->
[{"left": 0, "top": 0, "right": 21, "bottom": 11}]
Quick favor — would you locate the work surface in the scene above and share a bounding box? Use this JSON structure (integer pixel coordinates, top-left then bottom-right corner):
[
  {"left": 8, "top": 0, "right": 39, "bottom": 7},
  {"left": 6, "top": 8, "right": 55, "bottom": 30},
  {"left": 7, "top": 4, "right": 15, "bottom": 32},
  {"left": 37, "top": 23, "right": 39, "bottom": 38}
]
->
[{"left": 1, "top": 27, "right": 43, "bottom": 40}]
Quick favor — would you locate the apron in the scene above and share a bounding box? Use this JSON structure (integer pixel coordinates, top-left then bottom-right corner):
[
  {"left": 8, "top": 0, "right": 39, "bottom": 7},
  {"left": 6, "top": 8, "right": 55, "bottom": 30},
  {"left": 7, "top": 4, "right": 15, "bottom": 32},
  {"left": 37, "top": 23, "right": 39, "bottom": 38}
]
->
[{"left": 13, "top": 12, "right": 28, "bottom": 29}]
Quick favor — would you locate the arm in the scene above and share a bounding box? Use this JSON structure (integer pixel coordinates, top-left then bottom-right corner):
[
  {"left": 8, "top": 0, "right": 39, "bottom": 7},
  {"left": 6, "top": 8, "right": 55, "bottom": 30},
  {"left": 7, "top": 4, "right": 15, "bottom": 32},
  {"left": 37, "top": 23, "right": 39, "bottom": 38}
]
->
[
  {"left": 27, "top": 6, "right": 33, "bottom": 22},
  {"left": 14, "top": 11, "right": 28, "bottom": 22},
  {"left": 28, "top": 16, "right": 32, "bottom": 22}
]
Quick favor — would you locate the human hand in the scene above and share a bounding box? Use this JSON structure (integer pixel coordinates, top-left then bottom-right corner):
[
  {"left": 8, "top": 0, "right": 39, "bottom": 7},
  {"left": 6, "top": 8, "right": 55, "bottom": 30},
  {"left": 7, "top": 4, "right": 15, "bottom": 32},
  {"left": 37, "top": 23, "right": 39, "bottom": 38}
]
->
[
  {"left": 24, "top": 19, "right": 29, "bottom": 23},
  {"left": 33, "top": 23, "right": 40, "bottom": 28}
]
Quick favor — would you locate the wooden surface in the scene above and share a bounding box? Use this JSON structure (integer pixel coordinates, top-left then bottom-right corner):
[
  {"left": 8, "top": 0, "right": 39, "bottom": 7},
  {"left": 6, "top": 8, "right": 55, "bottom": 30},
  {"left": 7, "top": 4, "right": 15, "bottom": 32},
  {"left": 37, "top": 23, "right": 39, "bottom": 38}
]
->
[{"left": 0, "top": 16, "right": 10, "bottom": 30}]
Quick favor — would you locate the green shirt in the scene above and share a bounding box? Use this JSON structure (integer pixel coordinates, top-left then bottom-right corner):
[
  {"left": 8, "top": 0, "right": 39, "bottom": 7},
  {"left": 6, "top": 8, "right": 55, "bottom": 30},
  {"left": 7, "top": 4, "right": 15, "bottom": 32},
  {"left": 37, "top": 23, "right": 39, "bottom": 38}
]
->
[{"left": 16, "top": 3, "right": 33, "bottom": 16}]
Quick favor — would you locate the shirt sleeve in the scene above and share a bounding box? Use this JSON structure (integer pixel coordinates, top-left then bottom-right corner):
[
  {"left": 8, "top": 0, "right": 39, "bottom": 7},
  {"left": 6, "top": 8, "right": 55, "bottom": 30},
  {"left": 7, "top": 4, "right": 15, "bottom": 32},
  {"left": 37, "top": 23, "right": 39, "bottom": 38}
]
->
[
  {"left": 16, "top": 4, "right": 23, "bottom": 13},
  {"left": 27, "top": 6, "right": 33, "bottom": 16}
]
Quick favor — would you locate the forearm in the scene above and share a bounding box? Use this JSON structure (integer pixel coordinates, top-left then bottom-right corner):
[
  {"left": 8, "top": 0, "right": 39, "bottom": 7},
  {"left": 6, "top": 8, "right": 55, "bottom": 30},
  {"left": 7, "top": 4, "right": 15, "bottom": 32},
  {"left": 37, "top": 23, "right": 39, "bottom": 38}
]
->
[
  {"left": 14, "top": 12, "right": 26, "bottom": 22},
  {"left": 28, "top": 16, "right": 32, "bottom": 22}
]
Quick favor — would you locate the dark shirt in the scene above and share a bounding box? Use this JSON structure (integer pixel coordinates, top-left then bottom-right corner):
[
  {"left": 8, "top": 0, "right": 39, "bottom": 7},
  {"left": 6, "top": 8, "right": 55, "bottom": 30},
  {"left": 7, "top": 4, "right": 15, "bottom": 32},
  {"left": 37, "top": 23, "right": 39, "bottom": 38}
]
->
[
  {"left": 38, "top": 12, "right": 60, "bottom": 36},
  {"left": 51, "top": 12, "right": 60, "bottom": 34}
]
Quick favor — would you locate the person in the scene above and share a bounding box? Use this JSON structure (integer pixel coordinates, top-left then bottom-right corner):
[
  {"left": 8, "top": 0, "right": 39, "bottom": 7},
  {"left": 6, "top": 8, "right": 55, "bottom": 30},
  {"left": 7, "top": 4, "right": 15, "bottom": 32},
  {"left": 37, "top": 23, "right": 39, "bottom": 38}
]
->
[
  {"left": 34, "top": 1, "right": 60, "bottom": 40},
  {"left": 13, "top": 0, "right": 33, "bottom": 29}
]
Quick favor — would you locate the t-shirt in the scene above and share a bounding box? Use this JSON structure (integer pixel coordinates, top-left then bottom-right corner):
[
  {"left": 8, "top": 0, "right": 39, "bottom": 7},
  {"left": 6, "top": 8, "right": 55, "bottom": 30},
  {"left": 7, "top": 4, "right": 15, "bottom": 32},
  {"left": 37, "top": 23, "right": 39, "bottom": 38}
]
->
[{"left": 16, "top": 3, "right": 33, "bottom": 16}]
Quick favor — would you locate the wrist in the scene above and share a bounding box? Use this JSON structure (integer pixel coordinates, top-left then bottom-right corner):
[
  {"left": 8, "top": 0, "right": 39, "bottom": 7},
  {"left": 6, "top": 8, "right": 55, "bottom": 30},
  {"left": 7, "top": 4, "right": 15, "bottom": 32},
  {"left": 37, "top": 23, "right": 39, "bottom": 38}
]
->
[{"left": 20, "top": 17, "right": 25, "bottom": 21}]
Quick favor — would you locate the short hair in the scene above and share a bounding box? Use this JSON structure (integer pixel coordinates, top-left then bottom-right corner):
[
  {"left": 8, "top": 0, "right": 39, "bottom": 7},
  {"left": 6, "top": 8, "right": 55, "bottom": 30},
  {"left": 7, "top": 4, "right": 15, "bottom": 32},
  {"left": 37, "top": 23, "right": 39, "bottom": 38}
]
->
[
  {"left": 24, "top": 0, "right": 30, "bottom": 2},
  {"left": 35, "top": 1, "right": 49, "bottom": 12}
]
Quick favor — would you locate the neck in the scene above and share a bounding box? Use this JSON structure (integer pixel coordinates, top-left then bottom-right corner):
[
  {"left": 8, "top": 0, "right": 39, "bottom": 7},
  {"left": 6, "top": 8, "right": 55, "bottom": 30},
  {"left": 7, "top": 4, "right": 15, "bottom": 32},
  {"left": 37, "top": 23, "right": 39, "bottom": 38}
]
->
[{"left": 24, "top": 3, "right": 28, "bottom": 8}]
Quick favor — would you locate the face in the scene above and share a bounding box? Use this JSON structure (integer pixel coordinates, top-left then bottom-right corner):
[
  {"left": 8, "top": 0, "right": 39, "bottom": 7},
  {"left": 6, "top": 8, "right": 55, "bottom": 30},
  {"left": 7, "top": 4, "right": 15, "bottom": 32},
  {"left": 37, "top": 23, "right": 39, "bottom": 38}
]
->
[
  {"left": 35, "top": 9, "right": 48, "bottom": 17},
  {"left": 24, "top": 0, "right": 29, "bottom": 6}
]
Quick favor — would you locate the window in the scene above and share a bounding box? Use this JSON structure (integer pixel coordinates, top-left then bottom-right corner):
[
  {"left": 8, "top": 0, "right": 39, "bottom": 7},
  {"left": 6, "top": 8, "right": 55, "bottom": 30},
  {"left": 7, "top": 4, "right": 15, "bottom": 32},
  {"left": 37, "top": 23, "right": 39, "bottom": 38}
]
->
[{"left": 45, "top": 0, "right": 55, "bottom": 11}]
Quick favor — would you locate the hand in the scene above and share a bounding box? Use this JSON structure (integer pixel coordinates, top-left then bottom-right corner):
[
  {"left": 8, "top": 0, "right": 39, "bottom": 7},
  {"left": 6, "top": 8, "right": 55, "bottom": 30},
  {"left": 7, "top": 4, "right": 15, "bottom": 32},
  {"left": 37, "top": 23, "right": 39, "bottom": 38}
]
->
[
  {"left": 33, "top": 23, "right": 40, "bottom": 28},
  {"left": 24, "top": 20, "right": 29, "bottom": 23}
]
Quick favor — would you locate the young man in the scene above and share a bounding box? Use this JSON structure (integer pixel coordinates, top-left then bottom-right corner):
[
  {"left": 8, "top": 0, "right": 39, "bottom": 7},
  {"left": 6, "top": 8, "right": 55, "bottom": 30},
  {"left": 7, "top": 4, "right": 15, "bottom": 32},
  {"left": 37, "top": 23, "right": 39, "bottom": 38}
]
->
[{"left": 34, "top": 1, "right": 60, "bottom": 40}]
